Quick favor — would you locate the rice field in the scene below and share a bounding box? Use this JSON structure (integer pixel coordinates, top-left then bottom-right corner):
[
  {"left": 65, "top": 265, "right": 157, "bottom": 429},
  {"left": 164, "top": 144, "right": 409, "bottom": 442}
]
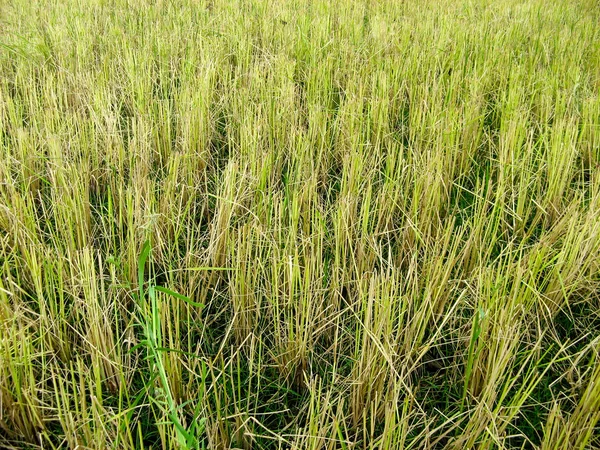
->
[{"left": 1, "top": 0, "right": 599, "bottom": 448}]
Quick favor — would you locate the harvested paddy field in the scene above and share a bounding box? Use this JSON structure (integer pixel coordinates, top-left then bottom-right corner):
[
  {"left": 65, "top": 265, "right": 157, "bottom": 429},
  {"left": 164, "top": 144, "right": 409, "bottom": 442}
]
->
[{"left": 0, "top": 0, "right": 599, "bottom": 448}]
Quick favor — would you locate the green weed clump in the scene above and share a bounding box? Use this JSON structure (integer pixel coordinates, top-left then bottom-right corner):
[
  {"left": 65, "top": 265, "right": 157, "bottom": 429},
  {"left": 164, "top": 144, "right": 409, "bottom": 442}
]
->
[{"left": 1, "top": 0, "right": 599, "bottom": 448}]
